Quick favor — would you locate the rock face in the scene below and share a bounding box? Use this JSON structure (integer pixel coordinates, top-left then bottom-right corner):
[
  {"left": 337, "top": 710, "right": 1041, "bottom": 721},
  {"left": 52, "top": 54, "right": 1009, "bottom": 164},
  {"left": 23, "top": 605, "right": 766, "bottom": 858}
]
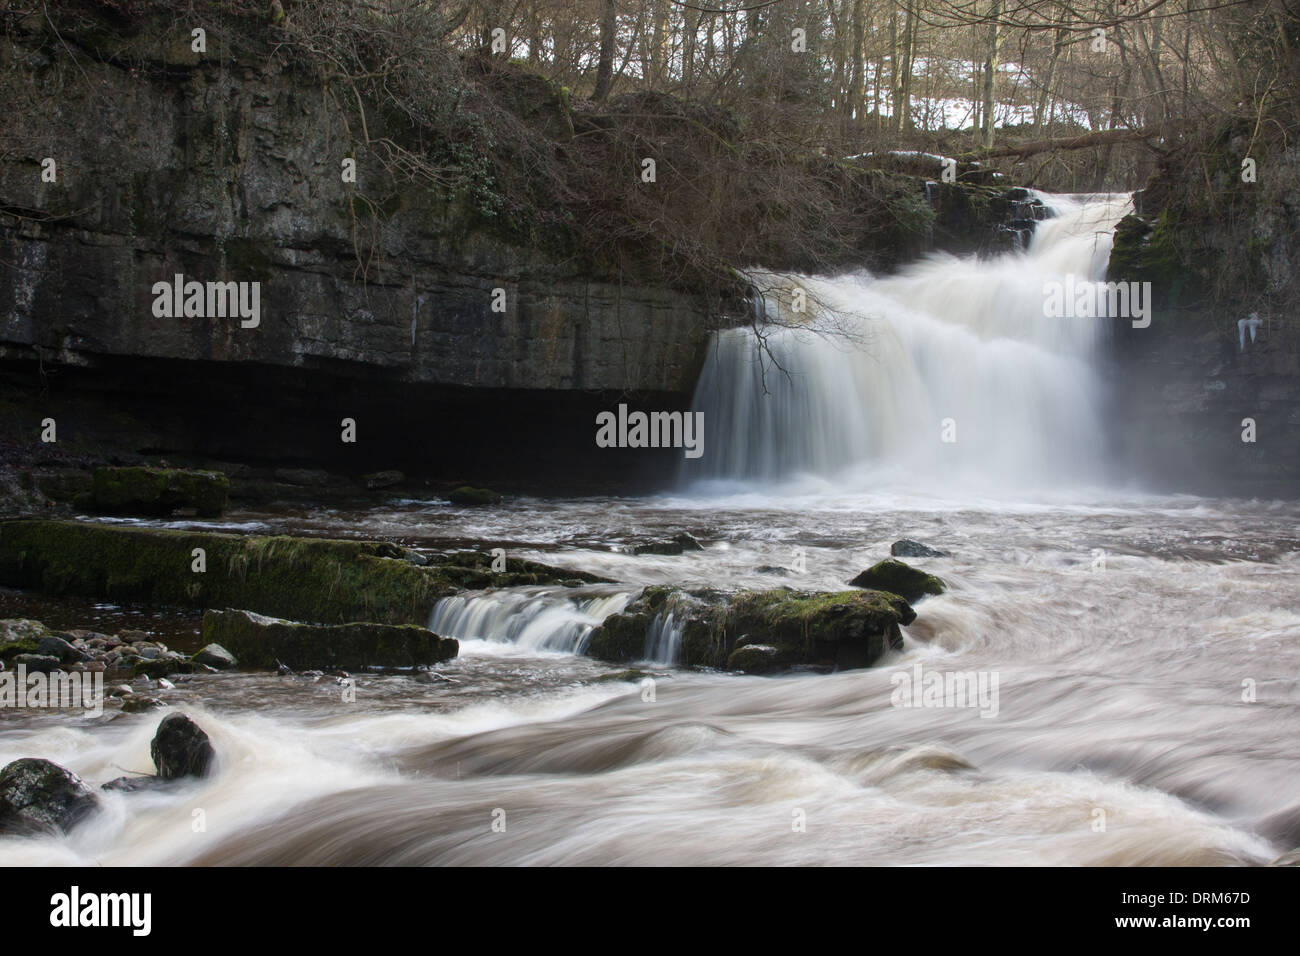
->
[
  {"left": 848, "top": 560, "right": 946, "bottom": 603},
  {"left": 202, "top": 608, "right": 459, "bottom": 670},
  {"left": 0, "top": 519, "right": 609, "bottom": 626},
  {"left": 0, "top": 758, "right": 100, "bottom": 835},
  {"left": 150, "top": 714, "right": 215, "bottom": 780},
  {"left": 587, "top": 586, "right": 915, "bottom": 673},
  {"left": 89, "top": 466, "right": 228, "bottom": 517}
]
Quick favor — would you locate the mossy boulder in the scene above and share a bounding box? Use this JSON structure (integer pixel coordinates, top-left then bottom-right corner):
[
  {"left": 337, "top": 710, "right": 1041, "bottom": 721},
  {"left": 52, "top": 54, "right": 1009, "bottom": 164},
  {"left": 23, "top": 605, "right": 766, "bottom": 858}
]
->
[
  {"left": 202, "top": 608, "right": 459, "bottom": 670},
  {"left": 0, "top": 520, "right": 608, "bottom": 627},
  {"left": 447, "top": 486, "right": 503, "bottom": 506},
  {"left": 0, "top": 618, "right": 49, "bottom": 664},
  {"left": 90, "top": 466, "right": 229, "bottom": 517},
  {"left": 586, "top": 586, "right": 915, "bottom": 673},
  {"left": 848, "top": 559, "right": 945, "bottom": 603}
]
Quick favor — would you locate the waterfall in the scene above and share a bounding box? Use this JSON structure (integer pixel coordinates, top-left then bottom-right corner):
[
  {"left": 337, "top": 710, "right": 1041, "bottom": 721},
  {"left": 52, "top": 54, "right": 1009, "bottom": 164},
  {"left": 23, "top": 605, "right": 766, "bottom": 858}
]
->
[
  {"left": 643, "top": 610, "right": 685, "bottom": 665},
  {"left": 430, "top": 587, "right": 633, "bottom": 655},
  {"left": 682, "top": 192, "right": 1133, "bottom": 492}
]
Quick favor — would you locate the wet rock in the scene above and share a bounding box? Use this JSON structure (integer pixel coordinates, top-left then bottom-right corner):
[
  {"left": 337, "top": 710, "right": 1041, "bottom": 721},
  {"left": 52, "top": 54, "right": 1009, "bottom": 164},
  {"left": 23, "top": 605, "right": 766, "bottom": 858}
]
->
[
  {"left": 446, "top": 486, "right": 502, "bottom": 506},
  {"left": 589, "top": 585, "right": 914, "bottom": 673},
  {"left": 89, "top": 466, "right": 228, "bottom": 517},
  {"left": 726, "top": 644, "right": 783, "bottom": 674},
  {"left": 107, "top": 685, "right": 133, "bottom": 697},
  {"left": 361, "top": 470, "right": 405, "bottom": 490},
  {"left": 754, "top": 565, "right": 790, "bottom": 575},
  {"left": 36, "top": 635, "right": 92, "bottom": 664},
  {"left": 12, "top": 653, "right": 62, "bottom": 674},
  {"left": 890, "top": 539, "right": 948, "bottom": 558},
  {"left": 193, "top": 643, "right": 237, "bottom": 670},
  {"left": 132, "top": 658, "right": 197, "bottom": 680},
  {"left": 150, "top": 714, "right": 215, "bottom": 780},
  {"left": 633, "top": 531, "right": 704, "bottom": 555},
  {"left": 848, "top": 559, "right": 946, "bottom": 603},
  {"left": 203, "top": 608, "right": 459, "bottom": 671},
  {"left": 101, "top": 775, "right": 172, "bottom": 794},
  {"left": 273, "top": 468, "right": 332, "bottom": 487},
  {"left": 121, "top": 694, "right": 165, "bottom": 713},
  {"left": 0, "top": 758, "right": 100, "bottom": 835}
]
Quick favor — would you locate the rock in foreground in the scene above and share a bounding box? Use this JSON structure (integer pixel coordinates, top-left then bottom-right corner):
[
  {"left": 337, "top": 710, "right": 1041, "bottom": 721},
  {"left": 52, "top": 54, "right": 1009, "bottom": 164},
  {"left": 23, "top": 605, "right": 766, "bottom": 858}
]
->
[
  {"left": 0, "top": 758, "right": 100, "bottom": 835},
  {"left": 587, "top": 586, "right": 915, "bottom": 673},
  {"left": 848, "top": 559, "right": 946, "bottom": 603},
  {"left": 202, "top": 608, "right": 459, "bottom": 671}
]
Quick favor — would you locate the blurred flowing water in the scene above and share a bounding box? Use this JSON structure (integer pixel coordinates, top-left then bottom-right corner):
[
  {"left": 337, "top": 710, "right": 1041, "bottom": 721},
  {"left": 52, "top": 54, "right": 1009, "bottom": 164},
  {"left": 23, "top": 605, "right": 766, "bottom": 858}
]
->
[{"left": 2, "top": 195, "right": 1297, "bottom": 866}]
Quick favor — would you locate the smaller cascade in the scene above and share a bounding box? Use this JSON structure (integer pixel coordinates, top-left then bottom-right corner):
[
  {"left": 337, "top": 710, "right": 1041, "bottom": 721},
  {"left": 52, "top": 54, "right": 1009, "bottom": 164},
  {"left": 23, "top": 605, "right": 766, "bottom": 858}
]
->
[
  {"left": 430, "top": 586, "right": 633, "bottom": 655},
  {"left": 643, "top": 611, "right": 685, "bottom": 666}
]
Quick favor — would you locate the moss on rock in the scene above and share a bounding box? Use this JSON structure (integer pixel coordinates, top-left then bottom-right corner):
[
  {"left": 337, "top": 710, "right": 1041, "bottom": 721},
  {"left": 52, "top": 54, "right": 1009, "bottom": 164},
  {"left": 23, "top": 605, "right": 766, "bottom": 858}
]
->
[
  {"left": 0, "top": 520, "right": 606, "bottom": 626},
  {"left": 847, "top": 559, "right": 945, "bottom": 603},
  {"left": 202, "top": 608, "right": 458, "bottom": 670},
  {"left": 90, "top": 466, "right": 229, "bottom": 517},
  {"left": 587, "top": 585, "right": 914, "bottom": 673}
]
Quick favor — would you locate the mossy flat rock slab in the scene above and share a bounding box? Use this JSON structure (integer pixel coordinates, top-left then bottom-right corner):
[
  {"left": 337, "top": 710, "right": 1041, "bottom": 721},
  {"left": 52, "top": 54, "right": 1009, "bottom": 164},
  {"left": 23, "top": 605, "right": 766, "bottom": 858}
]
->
[
  {"left": 0, "top": 520, "right": 608, "bottom": 626},
  {"left": 587, "top": 585, "right": 915, "bottom": 674},
  {"left": 203, "top": 608, "right": 458, "bottom": 670},
  {"left": 90, "top": 466, "right": 229, "bottom": 517}
]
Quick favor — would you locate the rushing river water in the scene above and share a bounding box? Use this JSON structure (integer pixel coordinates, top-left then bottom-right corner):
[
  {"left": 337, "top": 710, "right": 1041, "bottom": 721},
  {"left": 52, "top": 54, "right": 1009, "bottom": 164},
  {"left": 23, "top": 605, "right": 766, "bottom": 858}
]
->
[{"left": 2, "top": 195, "right": 1297, "bottom": 866}]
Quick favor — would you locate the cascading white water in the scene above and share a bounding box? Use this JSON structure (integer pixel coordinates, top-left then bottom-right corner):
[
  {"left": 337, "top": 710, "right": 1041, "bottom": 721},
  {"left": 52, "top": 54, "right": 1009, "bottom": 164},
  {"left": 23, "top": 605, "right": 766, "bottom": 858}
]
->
[
  {"left": 643, "top": 611, "right": 684, "bottom": 665},
  {"left": 429, "top": 586, "right": 633, "bottom": 655},
  {"left": 682, "top": 193, "right": 1133, "bottom": 492}
]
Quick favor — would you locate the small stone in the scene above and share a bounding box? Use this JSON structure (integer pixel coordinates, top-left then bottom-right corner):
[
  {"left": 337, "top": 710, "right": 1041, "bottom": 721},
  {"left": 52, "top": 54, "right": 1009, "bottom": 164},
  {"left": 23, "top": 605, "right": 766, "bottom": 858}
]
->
[{"left": 121, "top": 695, "right": 165, "bottom": 713}]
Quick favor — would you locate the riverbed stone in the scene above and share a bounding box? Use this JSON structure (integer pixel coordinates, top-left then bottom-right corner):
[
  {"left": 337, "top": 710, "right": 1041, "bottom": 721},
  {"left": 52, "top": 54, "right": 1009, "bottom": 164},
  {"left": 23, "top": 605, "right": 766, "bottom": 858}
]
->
[
  {"left": 202, "top": 608, "right": 459, "bottom": 671},
  {"left": 848, "top": 559, "right": 946, "bottom": 603},
  {"left": 446, "top": 486, "right": 502, "bottom": 505},
  {"left": 0, "top": 758, "right": 100, "bottom": 835},
  {"left": 890, "top": 539, "right": 948, "bottom": 558},
  {"left": 150, "top": 714, "right": 215, "bottom": 779},
  {"left": 587, "top": 585, "right": 914, "bottom": 673},
  {"left": 193, "top": 643, "right": 237, "bottom": 669},
  {"left": 89, "top": 466, "right": 229, "bottom": 517}
]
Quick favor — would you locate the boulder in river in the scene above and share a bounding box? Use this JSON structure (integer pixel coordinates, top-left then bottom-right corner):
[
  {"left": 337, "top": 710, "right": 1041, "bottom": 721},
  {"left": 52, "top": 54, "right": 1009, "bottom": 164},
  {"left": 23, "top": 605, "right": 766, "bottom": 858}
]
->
[
  {"left": 633, "top": 531, "right": 704, "bottom": 555},
  {"left": 0, "top": 618, "right": 50, "bottom": 664},
  {"left": 446, "top": 486, "right": 503, "bottom": 506},
  {"left": 361, "top": 470, "right": 405, "bottom": 490},
  {"left": 588, "top": 585, "right": 914, "bottom": 673},
  {"left": 848, "top": 559, "right": 946, "bottom": 603},
  {"left": 151, "top": 714, "right": 215, "bottom": 780},
  {"left": 202, "top": 608, "right": 459, "bottom": 670},
  {"left": 89, "top": 465, "right": 228, "bottom": 517},
  {"left": 0, "top": 758, "right": 100, "bottom": 835},
  {"left": 890, "top": 539, "right": 948, "bottom": 558},
  {"left": 193, "top": 643, "right": 237, "bottom": 670}
]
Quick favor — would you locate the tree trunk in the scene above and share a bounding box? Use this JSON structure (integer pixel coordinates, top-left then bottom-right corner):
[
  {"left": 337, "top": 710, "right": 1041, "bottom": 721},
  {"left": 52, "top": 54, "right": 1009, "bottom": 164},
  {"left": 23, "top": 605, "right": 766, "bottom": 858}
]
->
[{"left": 593, "top": 0, "right": 617, "bottom": 103}]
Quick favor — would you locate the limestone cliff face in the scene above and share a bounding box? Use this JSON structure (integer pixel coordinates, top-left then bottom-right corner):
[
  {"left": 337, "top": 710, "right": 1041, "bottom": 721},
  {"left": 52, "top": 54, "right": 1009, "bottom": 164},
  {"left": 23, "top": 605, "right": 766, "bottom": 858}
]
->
[
  {"left": 0, "top": 18, "right": 713, "bottom": 396},
  {"left": 1105, "top": 132, "right": 1300, "bottom": 496}
]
